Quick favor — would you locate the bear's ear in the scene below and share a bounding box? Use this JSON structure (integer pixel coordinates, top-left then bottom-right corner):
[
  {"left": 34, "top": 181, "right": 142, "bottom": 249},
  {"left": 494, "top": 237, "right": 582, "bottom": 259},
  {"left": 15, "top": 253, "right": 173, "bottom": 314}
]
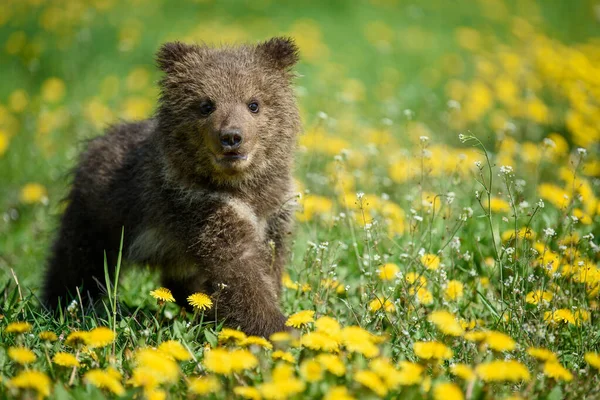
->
[
  {"left": 256, "top": 37, "right": 299, "bottom": 70},
  {"left": 156, "top": 41, "right": 197, "bottom": 73}
]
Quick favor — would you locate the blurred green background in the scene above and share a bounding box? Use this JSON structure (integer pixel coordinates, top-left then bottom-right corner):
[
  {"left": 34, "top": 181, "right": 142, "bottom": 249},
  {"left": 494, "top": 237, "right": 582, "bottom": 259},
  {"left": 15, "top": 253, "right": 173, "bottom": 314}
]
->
[{"left": 1, "top": 0, "right": 599, "bottom": 297}]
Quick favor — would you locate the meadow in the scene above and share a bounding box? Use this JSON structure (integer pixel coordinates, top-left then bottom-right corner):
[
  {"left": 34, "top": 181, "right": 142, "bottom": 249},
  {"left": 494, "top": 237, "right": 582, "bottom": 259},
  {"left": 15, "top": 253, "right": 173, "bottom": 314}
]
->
[{"left": 1, "top": 0, "right": 599, "bottom": 398}]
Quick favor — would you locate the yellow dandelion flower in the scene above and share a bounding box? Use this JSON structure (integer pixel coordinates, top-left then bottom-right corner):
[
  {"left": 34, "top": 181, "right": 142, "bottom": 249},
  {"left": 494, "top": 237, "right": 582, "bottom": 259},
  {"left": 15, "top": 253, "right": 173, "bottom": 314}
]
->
[
  {"left": 301, "top": 331, "right": 340, "bottom": 352},
  {"left": 39, "top": 331, "right": 58, "bottom": 342},
  {"left": 20, "top": 183, "right": 48, "bottom": 204},
  {"left": 324, "top": 386, "right": 356, "bottom": 400},
  {"left": 464, "top": 331, "right": 487, "bottom": 342},
  {"left": 65, "top": 331, "right": 89, "bottom": 347},
  {"left": 527, "top": 347, "right": 557, "bottom": 362},
  {"left": 416, "top": 287, "right": 434, "bottom": 305},
  {"left": 87, "top": 327, "right": 115, "bottom": 348},
  {"left": 158, "top": 340, "right": 192, "bottom": 361},
  {"left": 354, "top": 370, "right": 388, "bottom": 397},
  {"left": 584, "top": 353, "right": 600, "bottom": 369},
  {"left": 272, "top": 350, "right": 295, "bottom": 363},
  {"left": 146, "top": 388, "right": 166, "bottom": 400},
  {"left": 269, "top": 331, "right": 292, "bottom": 343},
  {"left": 369, "top": 357, "right": 404, "bottom": 388},
  {"left": 8, "top": 347, "right": 36, "bottom": 365},
  {"left": 421, "top": 253, "right": 440, "bottom": 270},
  {"left": 316, "top": 354, "right": 346, "bottom": 376},
  {"left": 204, "top": 348, "right": 257, "bottom": 375},
  {"left": 187, "top": 292, "right": 213, "bottom": 311},
  {"left": 525, "top": 290, "right": 553, "bottom": 305},
  {"left": 218, "top": 327, "right": 247, "bottom": 343},
  {"left": 341, "top": 326, "right": 379, "bottom": 358},
  {"left": 475, "top": 360, "right": 530, "bottom": 382},
  {"left": 485, "top": 197, "right": 510, "bottom": 213},
  {"left": 378, "top": 263, "right": 399, "bottom": 280},
  {"left": 395, "top": 361, "right": 424, "bottom": 386},
  {"left": 444, "top": 280, "right": 464, "bottom": 301},
  {"left": 84, "top": 369, "right": 125, "bottom": 396},
  {"left": 543, "top": 361, "right": 573, "bottom": 382},
  {"left": 41, "top": 77, "right": 66, "bottom": 103},
  {"left": 544, "top": 309, "right": 576, "bottom": 325},
  {"left": 128, "top": 366, "right": 161, "bottom": 389},
  {"left": 135, "top": 348, "right": 180, "bottom": 384},
  {"left": 240, "top": 336, "right": 273, "bottom": 349},
  {"left": 9, "top": 370, "right": 51, "bottom": 398},
  {"left": 259, "top": 364, "right": 305, "bottom": 398},
  {"left": 53, "top": 352, "right": 80, "bottom": 368},
  {"left": 300, "top": 359, "right": 324, "bottom": 382},
  {"left": 314, "top": 316, "right": 341, "bottom": 337},
  {"left": 484, "top": 331, "right": 516, "bottom": 352},
  {"left": 188, "top": 375, "right": 221, "bottom": 395},
  {"left": 428, "top": 310, "right": 464, "bottom": 337},
  {"left": 0, "top": 130, "right": 9, "bottom": 156},
  {"left": 413, "top": 341, "right": 453, "bottom": 360},
  {"left": 6, "top": 321, "right": 32, "bottom": 334},
  {"left": 450, "top": 363, "right": 476, "bottom": 381},
  {"left": 406, "top": 272, "right": 427, "bottom": 286},
  {"left": 369, "top": 297, "right": 396, "bottom": 313},
  {"left": 433, "top": 382, "right": 464, "bottom": 400},
  {"left": 285, "top": 310, "right": 315, "bottom": 328},
  {"left": 234, "top": 386, "right": 261, "bottom": 400},
  {"left": 150, "top": 287, "right": 175, "bottom": 303},
  {"left": 231, "top": 349, "right": 259, "bottom": 371}
]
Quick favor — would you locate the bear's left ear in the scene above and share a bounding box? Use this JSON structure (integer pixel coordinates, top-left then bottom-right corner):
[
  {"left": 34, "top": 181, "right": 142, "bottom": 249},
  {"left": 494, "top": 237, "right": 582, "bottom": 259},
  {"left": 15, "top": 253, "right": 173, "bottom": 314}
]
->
[
  {"left": 256, "top": 37, "right": 299, "bottom": 70},
  {"left": 156, "top": 41, "right": 198, "bottom": 73}
]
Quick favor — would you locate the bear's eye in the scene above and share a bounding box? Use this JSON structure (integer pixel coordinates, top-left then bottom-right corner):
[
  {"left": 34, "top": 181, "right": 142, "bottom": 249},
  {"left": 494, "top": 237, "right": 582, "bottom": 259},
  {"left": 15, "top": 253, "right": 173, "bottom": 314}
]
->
[
  {"left": 198, "top": 100, "right": 215, "bottom": 117},
  {"left": 247, "top": 101, "right": 259, "bottom": 113}
]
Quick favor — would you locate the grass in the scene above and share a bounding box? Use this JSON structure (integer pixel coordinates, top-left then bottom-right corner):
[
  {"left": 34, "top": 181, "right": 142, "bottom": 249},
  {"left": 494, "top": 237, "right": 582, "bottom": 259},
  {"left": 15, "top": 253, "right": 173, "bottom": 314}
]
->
[{"left": 1, "top": 0, "right": 599, "bottom": 399}]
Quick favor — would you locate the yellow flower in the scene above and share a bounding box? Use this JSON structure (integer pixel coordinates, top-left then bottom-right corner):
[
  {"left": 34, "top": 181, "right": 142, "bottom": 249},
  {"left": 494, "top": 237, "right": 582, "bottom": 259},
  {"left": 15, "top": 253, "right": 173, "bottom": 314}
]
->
[
  {"left": 84, "top": 369, "right": 125, "bottom": 396},
  {"left": 300, "top": 359, "right": 324, "bottom": 382},
  {"left": 543, "top": 361, "right": 573, "bottom": 382},
  {"left": 87, "top": 327, "right": 115, "bottom": 348},
  {"left": 53, "top": 352, "right": 80, "bottom": 368},
  {"left": 39, "top": 331, "right": 58, "bottom": 342},
  {"left": 234, "top": 386, "right": 261, "bottom": 400},
  {"left": 369, "top": 297, "right": 396, "bottom": 313},
  {"left": 203, "top": 348, "right": 258, "bottom": 374},
  {"left": 285, "top": 310, "right": 315, "bottom": 328},
  {"left": 272, "top": 350, "right": 295, "bottom": 363},
  {"left": 395, "top": 361, "right": 424, "bottom": 386},
  {"left": 484, "top": 331, "right": 516, "bottom": 352},
  {"left": 354, "top": 370, "right": 388, "bottom": 397},
  {"left": 301, "top": 331, "right": 340, "bottom": 352},
  {"left": 314, "top": 316, "right": 341, "bottom": 338},
  {"left": 416, "top": 287, "right": 434, "bottom": 305},
  {"left": 8, "top": 347, "right": 36, "bottom": 365},
  {"left": 296, "top": 194, "right": 334, "bottom": 222},
  {"left": 450, "top": 363, "right": 476, "bottom": 381},
  {"left": 445, "top": 280, "right": 464, "bottom": 301},
  {"left": 269, "top": 331, "right": 292, "bottom": 343},
  {"left": 544, "top": 309, "right": 576, "bottom": 325},
  {"left": 527, "top": 347, "right": 557, "bottom": 362},
  {"left": 187, "top": 292, "right": 213, "bottom": 311},
  {"left": 475, "top": 360, "right": 530, "bottom": 382},
  {"left": 413, "top": 341, "right": 453, "bottom": 360},
  {"left": 134, "top": 348, "right": 180, "bottom": 384},
  {"left": 0, "top": 130, "right": 9, "bottom": 156},
  {"left": 485, "top": 197, "right": 510, "bottom": 213},
  {"left": 188, "top": 375, "right": 221, "bottom": 395},
  {"left": 584, "top": 353, "right": 600, "bottom": 369},
  {"left": 525, "top": 290, "right": 553, "bottom": 305},
  {"left": 316, "top": 354, "right": 346, "bottom": 376},
  {"left": 464, "top": 331, "right": 487, "bottom": 342},
  {"left": 65, "top": 331, "right": 89, "bottom": 348},
  {"left": 20, "top": 183, "right": 48, "bottom": 204},
  {"left": 9, "top": 89, "right": 29, "bottom": 113},
  {"left": 538, "top": 183, "right": 570, "bottom": 209},
  {"left": 421, "top": 253, "right": 440, "bottom": 270},
  {"left": 150, "top": 287, "right": 175, "bottom": 303},
  {"left": 158, "top": 340, "right": 192, "bottom": 361},
  {"left": 238, "top": 335, "right": 271, "bottom": 349},
  {"left": 428, "top": 310, "right": 464, "bottom": 337},
  {"left": 258, "top": 364, "right": 305, "bottom": 399},
  {"left": 41, "top": 77, "right": 66, "bottom": 103},
  {"left": 219, "top": 327, "right": 247, "bottom": 343},
  {"left": 6, "top": 321, "right": 32, "bottom": 334},
  {"left": 341, "top": 326, "right": 379, "bottom": 358},
  {"left": 378, "top": 263, "right": 399, "bottom": 280},
  {"left": 324, "top": 386, "right": 356, "bottom": 400},
  {"left": 406, "top": 272, "right": 427, "bottom": 286},
  {"left": 9, "top": 370, "right": 51, "bottom": 398},
  {"left": 433, "top": 382, "right": 464, "bottom": 400}
]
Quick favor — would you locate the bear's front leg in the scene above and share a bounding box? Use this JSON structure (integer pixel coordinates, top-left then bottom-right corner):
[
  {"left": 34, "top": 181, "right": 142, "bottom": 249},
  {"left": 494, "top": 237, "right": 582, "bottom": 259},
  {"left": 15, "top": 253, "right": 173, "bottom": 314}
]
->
[{"left": 191, "top": 201, "right": 287, "bottom": 337}]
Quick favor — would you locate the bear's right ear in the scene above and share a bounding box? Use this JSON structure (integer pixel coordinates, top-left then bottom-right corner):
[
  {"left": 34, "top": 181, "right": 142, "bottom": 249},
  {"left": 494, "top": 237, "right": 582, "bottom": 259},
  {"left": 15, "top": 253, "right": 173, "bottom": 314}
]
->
[
  {"left": 256, "top": 37, "right": 299, "bottom": 71},
  {"left": 156, "top": 42, "right": 196, "bottom": 73}
]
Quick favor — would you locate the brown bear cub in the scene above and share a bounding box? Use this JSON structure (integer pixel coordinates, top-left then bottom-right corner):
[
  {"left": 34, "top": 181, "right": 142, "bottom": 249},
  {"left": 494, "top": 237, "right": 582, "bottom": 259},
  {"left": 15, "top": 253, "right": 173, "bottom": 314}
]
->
[{"left": 43, "top": 37, "right": 301, "bottom": 337}]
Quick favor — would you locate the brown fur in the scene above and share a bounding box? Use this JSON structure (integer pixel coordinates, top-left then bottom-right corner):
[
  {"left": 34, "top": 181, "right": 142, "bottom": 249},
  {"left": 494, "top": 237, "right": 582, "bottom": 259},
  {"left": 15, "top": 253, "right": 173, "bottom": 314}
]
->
[{"left": 43, "top": 37, "right": 301, "bottom": 337}]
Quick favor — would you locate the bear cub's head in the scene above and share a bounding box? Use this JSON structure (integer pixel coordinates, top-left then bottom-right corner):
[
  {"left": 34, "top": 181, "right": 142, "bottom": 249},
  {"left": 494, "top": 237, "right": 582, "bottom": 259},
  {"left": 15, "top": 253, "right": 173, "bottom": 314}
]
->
[{"left": 156, "top": 37, "right": 301, "bottom": 187}]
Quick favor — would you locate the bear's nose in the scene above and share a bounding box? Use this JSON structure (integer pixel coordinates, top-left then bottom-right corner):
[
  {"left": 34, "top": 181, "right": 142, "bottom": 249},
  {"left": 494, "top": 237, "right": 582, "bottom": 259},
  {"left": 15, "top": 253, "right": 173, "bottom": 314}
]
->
[{"left": 219, "top": 129, "right": 243, "bottom": 149}]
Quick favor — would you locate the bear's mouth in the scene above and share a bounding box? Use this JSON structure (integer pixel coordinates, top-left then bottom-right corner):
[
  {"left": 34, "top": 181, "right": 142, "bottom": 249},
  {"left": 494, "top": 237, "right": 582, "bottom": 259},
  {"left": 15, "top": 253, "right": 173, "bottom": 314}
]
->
[{"left": 220, "top": 151, "right": 248, "bottom": 161}]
